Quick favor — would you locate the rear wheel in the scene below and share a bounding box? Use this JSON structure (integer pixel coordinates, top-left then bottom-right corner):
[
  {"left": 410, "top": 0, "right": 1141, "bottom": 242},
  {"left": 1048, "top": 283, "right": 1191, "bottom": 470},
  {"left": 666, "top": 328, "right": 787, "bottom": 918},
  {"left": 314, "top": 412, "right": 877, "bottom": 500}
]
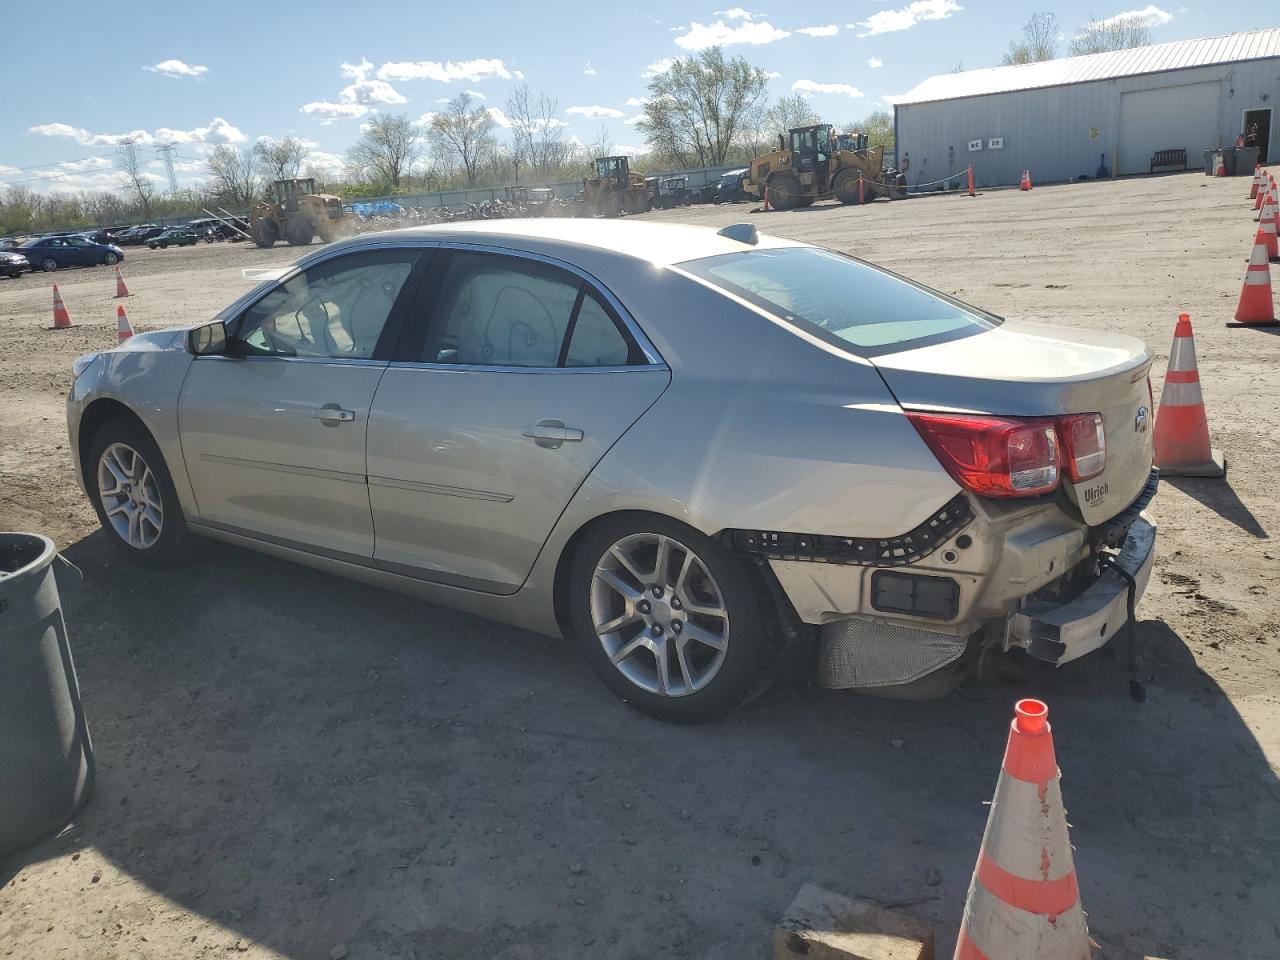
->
[
  {"left": 40, "top": 257, "right": 58, "bottom": 272},
  {"left": 252, "top": 219, "right": 278, "bottom": 249},
  {"left": 766, "top": 173, "right": 803, "bottom": 210},
  {"left": 86, "top": 417, "right": 191, "bottom": 566},
  {"left": 103, "top": 251, "right": 119, "bottom": 265},
  {"left": 569, "top": 514, "right": 772, "bottom": 723}
]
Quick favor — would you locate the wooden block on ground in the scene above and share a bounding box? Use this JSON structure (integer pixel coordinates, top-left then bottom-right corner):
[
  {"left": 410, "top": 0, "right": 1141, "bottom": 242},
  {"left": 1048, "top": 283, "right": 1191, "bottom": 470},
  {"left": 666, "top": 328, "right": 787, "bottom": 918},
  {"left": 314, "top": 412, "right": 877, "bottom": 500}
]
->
[{"left": 774, "top": 883, "right": 935, "bottom": 960}]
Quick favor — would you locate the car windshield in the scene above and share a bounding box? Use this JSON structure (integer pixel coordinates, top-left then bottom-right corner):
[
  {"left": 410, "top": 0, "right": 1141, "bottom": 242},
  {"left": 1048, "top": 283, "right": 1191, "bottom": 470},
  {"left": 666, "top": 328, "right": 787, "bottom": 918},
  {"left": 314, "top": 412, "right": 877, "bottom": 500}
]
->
[{"left": 679, "top": 246, "right": 998, "bottom": 356}]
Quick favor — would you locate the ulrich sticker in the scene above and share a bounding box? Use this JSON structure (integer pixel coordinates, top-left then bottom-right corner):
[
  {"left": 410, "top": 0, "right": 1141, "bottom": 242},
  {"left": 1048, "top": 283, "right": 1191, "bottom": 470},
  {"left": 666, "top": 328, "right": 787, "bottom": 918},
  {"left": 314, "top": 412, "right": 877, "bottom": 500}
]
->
[{"left": 1083, "top": 482, "right": 1109, "bottom": 506}]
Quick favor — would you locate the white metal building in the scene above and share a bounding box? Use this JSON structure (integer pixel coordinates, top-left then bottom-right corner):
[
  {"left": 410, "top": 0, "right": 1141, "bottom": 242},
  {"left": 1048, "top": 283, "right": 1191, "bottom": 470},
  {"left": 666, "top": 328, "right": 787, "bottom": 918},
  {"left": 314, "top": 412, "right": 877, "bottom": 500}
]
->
[{"left": 894, "top": 29, "right": 1280, "bottom": 188}]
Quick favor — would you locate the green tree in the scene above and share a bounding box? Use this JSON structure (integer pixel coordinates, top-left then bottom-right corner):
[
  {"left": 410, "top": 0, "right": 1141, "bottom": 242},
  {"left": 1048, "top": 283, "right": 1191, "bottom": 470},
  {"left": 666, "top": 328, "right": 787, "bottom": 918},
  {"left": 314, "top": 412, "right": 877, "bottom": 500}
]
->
[
  {"left": 427, "top": 94, "right": 495, "bottom": 187},
  {"left": 852, "top": 111, "right": 895, "bottom": 151},
  {"left": 348, "top": 114, "right": 424, "bottom": 190},
  {"left": 637, "top": 47, "right": 770, "bottom": 167}
]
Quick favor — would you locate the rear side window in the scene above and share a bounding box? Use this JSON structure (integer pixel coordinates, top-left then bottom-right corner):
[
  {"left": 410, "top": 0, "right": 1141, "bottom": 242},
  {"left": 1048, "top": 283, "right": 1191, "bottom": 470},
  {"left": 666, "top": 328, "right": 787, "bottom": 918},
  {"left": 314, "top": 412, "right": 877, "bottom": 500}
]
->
[{"left": 679, "top": 246, "right": 997, "bottom": 356}]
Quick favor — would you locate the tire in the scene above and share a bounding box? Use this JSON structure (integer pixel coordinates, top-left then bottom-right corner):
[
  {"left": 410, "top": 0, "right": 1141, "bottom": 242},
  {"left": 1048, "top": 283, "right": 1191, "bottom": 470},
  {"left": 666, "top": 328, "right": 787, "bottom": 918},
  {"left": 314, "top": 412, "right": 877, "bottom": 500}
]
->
[
  {"left": 40, "top": 257, "right": 58, "bottom": 272},
  {"left": 286, "top": 219, "right": 314, "bottom": 246},
  {"left": 766, "top": 173, "right": 803, "bottom": 210},
  {"left": 103, "top": 251, "right": 119, "bottom": 265},
  {"left": 252, "top": 219, "right": 278, "bottom": 249},
  {"left": 86, "top": 416, "right": 191, "bottom": 566},
  {"left": 602, "top": 193, "right": 622, "bottom": 219},
  {"left": 568, "top": 513, "right": 773, "bottom": 723},
  {"left": 833, "top": 168, "right": 863, "bottom": 205}
]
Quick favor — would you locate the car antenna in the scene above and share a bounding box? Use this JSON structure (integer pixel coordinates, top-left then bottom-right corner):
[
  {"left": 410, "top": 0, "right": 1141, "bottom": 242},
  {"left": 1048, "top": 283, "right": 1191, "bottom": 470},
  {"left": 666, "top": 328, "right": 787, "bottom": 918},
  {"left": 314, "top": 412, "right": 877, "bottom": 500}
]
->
[{"left": 717, "top": 223, "right": 758, "bottom": 246}]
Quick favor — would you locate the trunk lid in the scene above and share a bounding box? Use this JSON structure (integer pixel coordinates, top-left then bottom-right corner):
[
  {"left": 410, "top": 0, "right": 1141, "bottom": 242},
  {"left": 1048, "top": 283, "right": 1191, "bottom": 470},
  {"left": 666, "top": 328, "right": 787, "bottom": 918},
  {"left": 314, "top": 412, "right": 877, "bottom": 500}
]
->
[{"left": 871, "top": 321, "right": 1154, "bottom": 525}]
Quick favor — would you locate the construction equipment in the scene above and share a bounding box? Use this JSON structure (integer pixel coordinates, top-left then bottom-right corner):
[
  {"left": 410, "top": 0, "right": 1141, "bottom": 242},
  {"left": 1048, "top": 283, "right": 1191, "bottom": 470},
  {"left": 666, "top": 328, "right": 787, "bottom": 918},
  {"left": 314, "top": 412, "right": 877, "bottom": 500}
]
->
[
  {"left": 651, "top": 175, "right": 693, "bottom": 210},
  {"left": 582, "top": 156, "right": 650, "bottom": 217},
  {"left": 743, "top": 124, "right": 907, "bottom": 210},
  {"left": 250, "top": 178, "right": 352, "bottom": 249}
]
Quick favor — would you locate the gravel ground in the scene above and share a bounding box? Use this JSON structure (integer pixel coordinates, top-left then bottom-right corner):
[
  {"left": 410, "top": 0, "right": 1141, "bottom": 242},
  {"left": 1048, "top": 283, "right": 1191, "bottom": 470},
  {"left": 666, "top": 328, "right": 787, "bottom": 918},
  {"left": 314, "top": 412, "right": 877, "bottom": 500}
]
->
[{"left": 1, "top": 173, "right": 1278, "bottom": 960}]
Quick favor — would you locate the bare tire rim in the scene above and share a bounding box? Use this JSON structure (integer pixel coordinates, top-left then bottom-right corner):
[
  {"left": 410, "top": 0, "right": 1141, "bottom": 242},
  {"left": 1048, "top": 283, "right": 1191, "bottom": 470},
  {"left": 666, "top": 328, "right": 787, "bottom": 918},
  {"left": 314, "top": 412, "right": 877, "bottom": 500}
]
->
[
  {"left": 590, "top": 533, "right": 729, "bottom": 697},
  {"left": 97, "top": 442, "right": 163, "bottom": 549}
]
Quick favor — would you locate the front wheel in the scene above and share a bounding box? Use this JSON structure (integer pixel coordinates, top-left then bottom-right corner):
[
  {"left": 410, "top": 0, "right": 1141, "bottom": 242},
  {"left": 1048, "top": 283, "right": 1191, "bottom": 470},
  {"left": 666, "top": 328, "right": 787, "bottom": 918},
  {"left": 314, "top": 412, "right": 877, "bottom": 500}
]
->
[
  {"left": 87, "top": 417, "right": 191, "bottom": 565},
  {"left": 569, "top": 514, "right": 773, "bottom": 723},
  {"left": 833, "top": 168, "right": 863, "bottom": 205},
  {"left": 103, "top": 251, "right": 119, "bottom": 265},
  {"left": 766, "top": 173, "right": 803, "bottom": 210},
  {"left": 252, "top": 219, "right": 278, "bottom": 249},
  {"left": 286, "top": 220, "right": 315, "bottom": 246}
]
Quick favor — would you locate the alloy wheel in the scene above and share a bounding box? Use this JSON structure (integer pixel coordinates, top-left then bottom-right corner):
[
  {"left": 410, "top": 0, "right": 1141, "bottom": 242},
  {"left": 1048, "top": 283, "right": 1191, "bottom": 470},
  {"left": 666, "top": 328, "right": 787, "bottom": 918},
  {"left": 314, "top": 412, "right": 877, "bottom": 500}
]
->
[
  {"left": 97, "top": 442, "right": 163, "bottom": 549},
  {"left": 590, "top": 533, "right": 729, "bottom": 697}
]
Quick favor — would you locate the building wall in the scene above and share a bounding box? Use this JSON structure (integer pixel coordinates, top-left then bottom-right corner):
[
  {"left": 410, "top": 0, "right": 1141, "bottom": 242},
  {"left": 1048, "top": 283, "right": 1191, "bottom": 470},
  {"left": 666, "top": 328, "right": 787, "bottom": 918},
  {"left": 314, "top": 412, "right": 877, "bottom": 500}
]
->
[{"left": 895, "top": 58, "right": 1280, "bottom": 188}]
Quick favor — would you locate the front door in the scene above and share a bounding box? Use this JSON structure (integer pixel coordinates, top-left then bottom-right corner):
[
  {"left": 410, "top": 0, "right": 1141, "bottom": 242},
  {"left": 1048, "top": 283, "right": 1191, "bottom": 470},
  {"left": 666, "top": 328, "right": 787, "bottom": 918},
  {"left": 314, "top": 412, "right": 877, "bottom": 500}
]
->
[
  {"left": 1244, "top": 108, "right": 1271, "bottom": 164},
  {"left": 367, "top": 249, "right": 669, "bottom": 593},
  {"left": 178, "top": 247, "right": 427, "bottom": 559}
]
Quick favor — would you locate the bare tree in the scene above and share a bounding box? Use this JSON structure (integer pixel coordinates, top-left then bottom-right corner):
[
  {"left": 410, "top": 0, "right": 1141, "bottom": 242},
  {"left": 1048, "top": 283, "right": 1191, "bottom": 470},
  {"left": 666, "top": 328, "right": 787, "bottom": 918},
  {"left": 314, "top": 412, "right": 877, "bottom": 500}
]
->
[
  {"left": 348, "top": 114, "right": 424, "bottom": 190},
  {"left": 428, "top": 94, "right": 495, "bottom": 186},
  {"left": 206, "top": 145, "right": 259, "bottom": 207},
  {"left": 637, "top": 47, "right": 770, "bottom": 167},
  {"left": 255, "top": 137, "right": 308, "bottom": 181},
  {"left": 586, "top": 125, "right": 614, "bottom": 161},
  {"left": 765, "top": 95, "right": 822, "bottom": 138},
  {"left": 1003, "top": 12, "right": 1058, "bottom": 65},
  {"left": 1069, "top": 16, "right": 1151, "bottom": 56},
  {"left": 115, "top": 139, "right": 156, "bottom": 218},
  {"left": 506, "top": 84, "right": 569, "bottom": 177}
]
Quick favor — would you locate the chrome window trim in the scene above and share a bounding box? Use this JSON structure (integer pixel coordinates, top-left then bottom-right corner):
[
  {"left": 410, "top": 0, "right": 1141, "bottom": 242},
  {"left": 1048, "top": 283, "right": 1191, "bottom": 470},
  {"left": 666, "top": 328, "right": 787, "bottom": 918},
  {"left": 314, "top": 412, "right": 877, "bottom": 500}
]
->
[
  {"left": 192, "top": 354, "right": 389, "bottom": 368},
  {"left": 385, "top": 361, "right": 664, "bottom": 376}
]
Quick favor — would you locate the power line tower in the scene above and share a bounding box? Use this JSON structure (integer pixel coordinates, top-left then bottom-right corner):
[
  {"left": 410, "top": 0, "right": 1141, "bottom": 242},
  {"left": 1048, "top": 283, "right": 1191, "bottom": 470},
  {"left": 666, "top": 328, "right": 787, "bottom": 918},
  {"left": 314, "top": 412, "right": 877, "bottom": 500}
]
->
[{"left": 155, "top": 142, "right": 180, "bottom": 195}]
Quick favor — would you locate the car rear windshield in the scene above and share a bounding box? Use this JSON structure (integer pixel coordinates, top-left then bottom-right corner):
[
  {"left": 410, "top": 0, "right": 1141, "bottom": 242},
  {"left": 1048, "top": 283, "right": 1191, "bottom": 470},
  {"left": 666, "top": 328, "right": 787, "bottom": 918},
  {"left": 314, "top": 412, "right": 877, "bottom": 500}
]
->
[{"left": 679, "top": 246, "right": 998, "bottom": 356}]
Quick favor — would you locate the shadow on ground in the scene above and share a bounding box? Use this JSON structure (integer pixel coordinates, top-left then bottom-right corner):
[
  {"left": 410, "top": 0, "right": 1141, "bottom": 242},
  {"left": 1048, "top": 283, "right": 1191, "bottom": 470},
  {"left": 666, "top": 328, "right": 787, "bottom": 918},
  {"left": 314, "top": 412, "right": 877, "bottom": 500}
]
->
[
  {"left": 1165, "top": 475, "right": 1269, "bottom": 539},
  {"left": 5, "top": 532, "right": 1278, "bottom": 960}
]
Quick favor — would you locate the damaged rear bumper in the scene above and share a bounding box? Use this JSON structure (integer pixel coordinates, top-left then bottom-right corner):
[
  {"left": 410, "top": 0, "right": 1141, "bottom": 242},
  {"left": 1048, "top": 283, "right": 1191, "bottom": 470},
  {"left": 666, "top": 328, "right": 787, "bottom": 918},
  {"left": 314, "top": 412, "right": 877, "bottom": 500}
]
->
[{"left": 1006, "top": 513, "right": 1157, "bottom": 665}]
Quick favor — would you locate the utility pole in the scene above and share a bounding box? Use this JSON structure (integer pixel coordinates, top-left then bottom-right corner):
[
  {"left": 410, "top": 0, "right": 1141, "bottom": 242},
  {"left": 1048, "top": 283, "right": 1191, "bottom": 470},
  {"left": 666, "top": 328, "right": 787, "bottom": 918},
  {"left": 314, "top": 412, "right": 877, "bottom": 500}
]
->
[{"left": 155, "top": 142, "right": 179, "bottom": 195}]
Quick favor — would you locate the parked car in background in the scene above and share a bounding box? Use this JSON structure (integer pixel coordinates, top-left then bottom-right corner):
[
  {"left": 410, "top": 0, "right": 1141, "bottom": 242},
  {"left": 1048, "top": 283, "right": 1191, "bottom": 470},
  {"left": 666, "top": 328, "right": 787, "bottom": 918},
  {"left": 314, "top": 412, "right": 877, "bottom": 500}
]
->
[
  {"left": 16, "top": 235, "right": 124, "bottom": 272},
  {"left": 148, "top": 229, "right": 199, "bottom": 250},
  {"left": 67, "top": 219, "right": 1157, "bottom": 722},
  {"left": 1, "top": 249, "right": 31, "bottom": 278},
  {"left": 116, "top": 225, "right": 163, "bottom": 246},
  {"left": 81, "top": 230, "right": 113, "bottom": 245},
  {"left": 715, "top": 169, "right": 750, "bottom": 203}
]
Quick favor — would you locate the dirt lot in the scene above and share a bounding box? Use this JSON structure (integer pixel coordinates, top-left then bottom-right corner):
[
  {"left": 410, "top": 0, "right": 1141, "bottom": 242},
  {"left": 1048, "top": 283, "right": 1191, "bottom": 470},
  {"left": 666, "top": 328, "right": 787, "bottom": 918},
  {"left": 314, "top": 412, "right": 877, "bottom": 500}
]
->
[{"left": 1, "top": 174, "right": 1278, "bottom": 960}]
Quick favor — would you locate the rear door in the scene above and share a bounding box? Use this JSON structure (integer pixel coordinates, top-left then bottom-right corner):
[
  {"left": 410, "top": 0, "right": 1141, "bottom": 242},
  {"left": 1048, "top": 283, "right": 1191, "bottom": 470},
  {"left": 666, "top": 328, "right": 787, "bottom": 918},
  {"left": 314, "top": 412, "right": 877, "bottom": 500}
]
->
[
  {"left": 366, "top": 247, "right": 670, "bottom": 593},
  {"left": 178, "top": 246, "right": 429, "bottom": 558}
]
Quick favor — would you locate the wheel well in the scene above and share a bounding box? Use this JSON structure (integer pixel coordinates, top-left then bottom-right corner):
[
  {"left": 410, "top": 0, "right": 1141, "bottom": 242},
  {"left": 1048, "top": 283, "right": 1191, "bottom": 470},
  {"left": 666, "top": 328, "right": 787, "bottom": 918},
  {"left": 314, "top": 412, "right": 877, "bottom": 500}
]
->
[{"left": 77, "top": 399, "right": 148, "bottom": 488}]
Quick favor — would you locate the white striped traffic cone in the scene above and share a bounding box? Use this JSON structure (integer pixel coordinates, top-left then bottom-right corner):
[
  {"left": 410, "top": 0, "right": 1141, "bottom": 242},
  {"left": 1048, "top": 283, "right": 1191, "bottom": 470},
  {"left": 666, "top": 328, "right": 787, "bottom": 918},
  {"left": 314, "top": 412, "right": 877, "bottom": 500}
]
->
[
  {"left": 1261, "top": 191, "right": 1279, "bottom": 260},
  {"left": 954, "top": 700, "right": 1091, "bottom": 960},
  {"left": 1229, "top": 230, "right": 1279, "bottom": 329},
  {"left": 1154, "top": 314, "right": 1226, "bottom": 475},
  {"left": 1249, "top": 164, "right": 1262, "bottom": 200},
  {"left": 116, "top": 304, "right": 134, "bottom": 342}
]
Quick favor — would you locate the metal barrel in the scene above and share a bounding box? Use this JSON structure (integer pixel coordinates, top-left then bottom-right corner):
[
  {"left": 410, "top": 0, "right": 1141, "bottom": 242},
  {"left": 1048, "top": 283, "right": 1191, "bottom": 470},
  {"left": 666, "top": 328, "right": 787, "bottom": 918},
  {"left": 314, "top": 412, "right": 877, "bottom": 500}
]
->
[{"left": 0, "top": 532, "right": 94, "bottom": 857}]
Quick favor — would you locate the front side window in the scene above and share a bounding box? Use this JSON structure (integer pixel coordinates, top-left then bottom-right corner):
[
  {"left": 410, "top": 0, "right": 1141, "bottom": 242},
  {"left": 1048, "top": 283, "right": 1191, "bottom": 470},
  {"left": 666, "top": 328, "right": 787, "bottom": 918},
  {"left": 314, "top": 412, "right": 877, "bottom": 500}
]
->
[
  {"left": 423, "top": 252, "right": 641, "bottom": 369},
  {"left": 234, "top": 250, "right": 417, "bottom": 359},
  {"left": 679, "top": 246, "right": 997, "bottom": 357}
]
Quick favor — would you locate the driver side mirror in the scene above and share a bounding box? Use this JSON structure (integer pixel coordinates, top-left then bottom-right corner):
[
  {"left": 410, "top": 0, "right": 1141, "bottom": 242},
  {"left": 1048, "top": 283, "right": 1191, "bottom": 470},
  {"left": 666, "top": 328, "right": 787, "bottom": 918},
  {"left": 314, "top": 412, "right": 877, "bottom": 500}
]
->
[{"left": 187, "top": 321, "right": 228, "bottom": 356}]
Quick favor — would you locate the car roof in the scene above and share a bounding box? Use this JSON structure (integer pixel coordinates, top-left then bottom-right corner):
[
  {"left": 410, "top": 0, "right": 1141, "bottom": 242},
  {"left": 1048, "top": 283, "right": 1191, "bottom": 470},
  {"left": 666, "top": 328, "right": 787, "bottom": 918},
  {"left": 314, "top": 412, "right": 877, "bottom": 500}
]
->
[{"left": 315, "top": 218, "right": 802, "bottom": 268}]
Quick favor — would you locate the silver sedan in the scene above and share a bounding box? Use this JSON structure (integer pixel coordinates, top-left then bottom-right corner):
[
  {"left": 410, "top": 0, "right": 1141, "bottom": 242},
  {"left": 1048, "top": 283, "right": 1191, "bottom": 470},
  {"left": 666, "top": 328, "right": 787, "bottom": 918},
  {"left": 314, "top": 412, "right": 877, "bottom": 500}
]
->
[{"left": 67, "top": 219, "right": 1157, "bottom": 721}]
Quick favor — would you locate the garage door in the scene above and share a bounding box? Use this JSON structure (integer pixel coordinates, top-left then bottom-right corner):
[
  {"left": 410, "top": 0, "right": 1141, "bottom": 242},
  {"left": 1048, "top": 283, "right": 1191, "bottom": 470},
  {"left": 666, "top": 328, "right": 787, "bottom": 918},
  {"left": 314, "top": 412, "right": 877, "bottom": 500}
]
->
[{"left": 1117, "top": 82, "right": 1221, "bottom": 176}]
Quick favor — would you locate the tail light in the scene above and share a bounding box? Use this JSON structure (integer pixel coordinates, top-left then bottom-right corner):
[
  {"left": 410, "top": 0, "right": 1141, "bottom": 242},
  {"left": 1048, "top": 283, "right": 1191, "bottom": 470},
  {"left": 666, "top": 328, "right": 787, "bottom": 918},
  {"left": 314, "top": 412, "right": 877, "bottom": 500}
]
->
[
  {"left": 907, "top": 413, "right": 1060, "bottom": 498},
  {"left": 1058, "top": 412, "right": 1106, "bottom": 482}
]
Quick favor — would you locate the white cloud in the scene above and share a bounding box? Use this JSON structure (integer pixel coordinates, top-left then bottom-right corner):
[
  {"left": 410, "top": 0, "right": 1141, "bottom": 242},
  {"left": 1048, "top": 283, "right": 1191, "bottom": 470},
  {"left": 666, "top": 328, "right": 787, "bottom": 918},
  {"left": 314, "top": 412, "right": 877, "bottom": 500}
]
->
[
  {"left": 624, "top": 113, "right": 645, "bottom": 125},
  {"left": 465, "top": 89, "right": 486, "bottom": 100},
  {"left": 144, "top": 59, "right": 208, "bottom": 79},
  {"left": 486, "top": 106, "right": 512, "bottom": 128},
  {"left": 868, "top": 57, "right": 884, "bottom": 68},
  {"left": 713, "top": 7, "right": 756, "bottom": 19},
  {"left": 567, "top": 105, "right": 624, "bottom": 119},
  {"left": 1095, "top": 4, "right": 1172, "bottom": 28},
  {"left": 624, "top": 96, "right": 649, "bottom": 106},
  {"left": 583, "top": 60, "right": 597, "bottom": 76},
  {"left": 305, "top": 151, "right": 346, "bottom": 176},
  {"left": 414, "top": 112, "right": 439, "bottom": 128},
  {"left": 674, "top": 18, "right": 791, "bottom": 49},
  {"left": 340, "top": 78, "right": 407, "bottom": 105},
  {"left": 29, "top": 117, "right": 246, "bottom": 146},
  {"left": 0, "top": 164, "right": 19, "bottom": 177},
  {"left": 613, "top": 144, "right": 648, "bottom": 157},
  {"left": 766, "top": 70, "right": 782, "bottom": 78},
  {"left": 435, "top": 97, "right": 451, "bottom": 104},
  {"left": 792, "top": 79, "right": 865, "bottom": 98},
  {"left": 796, "top": 25, "right": 839, "bottom": 37},
  {"left": 58, "top": 156, "right": 113, "bottom": 173},
  {"left": 513, "top": 69, "right": 525, "bottom": 80},
  {"left": 301, "top": 101, "right": 370, "bottom": 122},
  {"left": 641, "top": 58, "right": 675, "bottom": 78},
  {"left": 376, "top": 58, "right": 512, "bottom": 83},
  {"left": 341, "top": 58, "right": 374, "bottom": 81},
  {"left": 855, "top": 0, "right": 961, "bottom": 37}
]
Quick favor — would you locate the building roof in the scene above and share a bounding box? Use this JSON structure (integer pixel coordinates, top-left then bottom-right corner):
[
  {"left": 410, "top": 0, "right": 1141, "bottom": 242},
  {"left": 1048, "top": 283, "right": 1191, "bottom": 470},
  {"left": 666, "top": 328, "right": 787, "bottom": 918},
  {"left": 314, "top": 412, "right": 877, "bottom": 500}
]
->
[{"left": 895, "top": 28, "right": 1280, "bottom": 107}]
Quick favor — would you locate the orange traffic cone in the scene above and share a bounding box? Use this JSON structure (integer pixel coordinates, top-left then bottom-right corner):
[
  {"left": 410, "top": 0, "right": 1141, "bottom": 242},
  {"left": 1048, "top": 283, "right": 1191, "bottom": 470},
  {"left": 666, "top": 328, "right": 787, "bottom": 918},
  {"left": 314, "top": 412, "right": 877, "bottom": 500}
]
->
[
  {"left": 1229, "top": 231, "right": 1280, "bottom": 328},
  {"left": 954, "top": 700, "right": 1091, "bottom": 960},
  {"left": 1019, "top": 169, "right": 1031, "bottom": 191},
  {"left": 1213, "top": 153, "right": 1227, "bottom": 177},
  {"left": 116, "top": 304, "right": 134, "bottom": 342},
  {"left": 1255, "top": 176, "right": 1268, "bottom": 213},
  {"left": 1249, "top": 164, "right": 1262, "bottom": 199},
  {"left": 1261, "top": 192, "right": 1280, "bottom": 260},
  {"left": 967, "top": 163, "right": 976, "bottom": 197},
  {"left": 1153, "top": 314, "right": 1226, "bottom": 476},
  {"left": 114, "top": 266, "right": 130, "bottom": 298},
  {"left": 49, "top": 284, "right": 74, "bottom": 330}
]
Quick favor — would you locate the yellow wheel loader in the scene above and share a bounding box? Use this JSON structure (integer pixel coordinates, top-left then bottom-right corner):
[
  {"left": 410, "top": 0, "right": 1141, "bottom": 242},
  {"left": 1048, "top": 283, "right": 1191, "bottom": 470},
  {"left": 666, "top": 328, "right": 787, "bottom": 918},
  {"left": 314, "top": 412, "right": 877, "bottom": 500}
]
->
[
  {"left": 743, "top": 124, "right": 907, "bottom": 210},
  {"left": 581, "top": 156, "right": 651, "bottom": 218},
  {"left": 251, "top": 178, "right": 353, "bottom": 248}
]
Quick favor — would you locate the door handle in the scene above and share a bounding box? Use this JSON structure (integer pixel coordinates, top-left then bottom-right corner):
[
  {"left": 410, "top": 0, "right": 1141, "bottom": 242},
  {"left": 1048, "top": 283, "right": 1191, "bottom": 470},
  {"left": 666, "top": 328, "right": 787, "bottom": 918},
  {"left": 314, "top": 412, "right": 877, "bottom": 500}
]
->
[
  {"left": 522, "top": 418, "right": 584, "bottom": 448},
  {"left": 313, "top": 404, "right": 355, "bottom": 426}
]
